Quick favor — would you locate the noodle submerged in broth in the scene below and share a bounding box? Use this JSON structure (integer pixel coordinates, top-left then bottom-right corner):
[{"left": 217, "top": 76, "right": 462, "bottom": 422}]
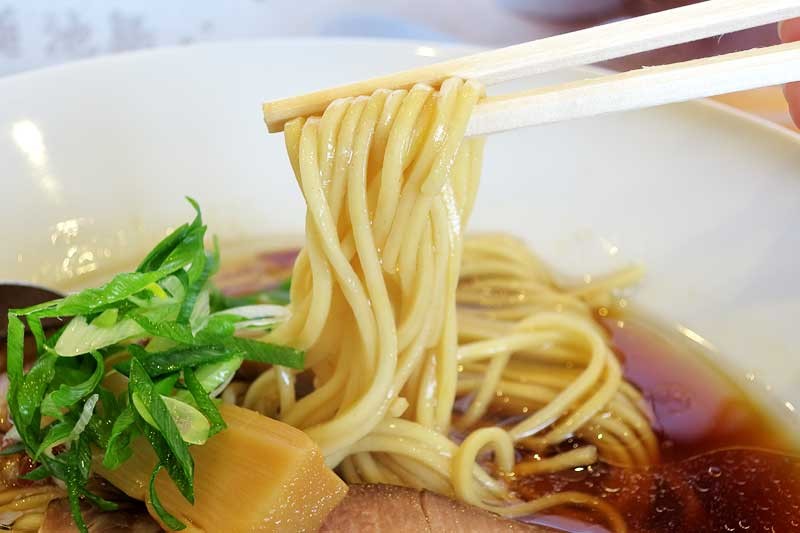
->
[{"left": 219, "top": 243, "right": 800, "bottom": 533}]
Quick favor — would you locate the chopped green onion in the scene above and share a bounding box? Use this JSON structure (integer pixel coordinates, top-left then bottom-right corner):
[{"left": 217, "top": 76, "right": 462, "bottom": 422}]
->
[
  {"left": 54, "top": 316, "right": 143, "bottom": 357},
  {"left": 176, "top": 355, "right": 242, "bottom": 400},
  {"left": 92, "top": 308, "right": 119, "bottom": 328},
  {"left": 222, "top": 337, "right": 304, "bottom": 369},
  {"left": 27, "top": 315, "right": 46, "bottom": 353},
  {"left": 3, "top": 198, "right": 304, "bottom": 532},
  {"left": 36, "top": 394, "right": 98, "bottom": 459},
  {"left": 102, "top": 407, "right": 137, "bottom": 470},
  {"left": 149, "top": 464, "right": 186, "bottom": 531},
  {"left": 128, "top": 358, "right": 194, "bottom": 502},
  {"left": 116, "top": 345, "right": 239, "bottom": 378},
  {"left": 41, "top": 351, "right": 104, "bottom": 419},
  {"left": 183, "top": 367, "right": 226, "bottom": 437}
]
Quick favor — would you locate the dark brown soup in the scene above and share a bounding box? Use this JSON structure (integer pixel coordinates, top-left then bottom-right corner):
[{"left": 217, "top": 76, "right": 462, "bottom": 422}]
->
[{"left": 513, "top": 312, "right": 800, "bottom": 533}]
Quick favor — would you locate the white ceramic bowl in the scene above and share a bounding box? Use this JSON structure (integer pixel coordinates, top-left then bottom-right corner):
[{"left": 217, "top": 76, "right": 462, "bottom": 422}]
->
[{"left": 1, "top": 38, "right": 799, "bottom": 428}]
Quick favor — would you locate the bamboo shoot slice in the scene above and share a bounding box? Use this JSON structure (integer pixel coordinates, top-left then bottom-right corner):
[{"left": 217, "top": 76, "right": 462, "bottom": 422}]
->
[{"left": 96, "top": 403, "right": 347, "bottom": 532}]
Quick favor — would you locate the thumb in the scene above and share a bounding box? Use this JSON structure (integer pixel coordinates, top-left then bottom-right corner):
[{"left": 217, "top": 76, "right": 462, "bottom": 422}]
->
[
  {"left": 779, "top": 19, "right": 800, "bottom": 42},
  {"left": 779, "top": 19, "right": 800, "bottom": 127}
]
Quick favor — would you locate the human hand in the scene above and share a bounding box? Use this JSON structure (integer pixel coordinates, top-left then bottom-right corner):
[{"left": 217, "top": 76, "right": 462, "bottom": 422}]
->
[{"left": 780, "top": 19, "right": 800, "bottom": 126}]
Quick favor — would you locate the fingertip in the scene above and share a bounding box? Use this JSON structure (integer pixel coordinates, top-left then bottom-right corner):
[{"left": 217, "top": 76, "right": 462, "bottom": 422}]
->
[
  {"left": 784, "top": 82, "right": 800, "bottom": 128},
  {"left": 779, "top": 18, "right": 800, "bottom": 42}
]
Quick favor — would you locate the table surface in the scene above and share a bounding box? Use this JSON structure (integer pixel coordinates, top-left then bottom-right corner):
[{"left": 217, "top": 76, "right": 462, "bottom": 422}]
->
[{"left": 0, "top": 0, "right": 794, "bottom": 131}]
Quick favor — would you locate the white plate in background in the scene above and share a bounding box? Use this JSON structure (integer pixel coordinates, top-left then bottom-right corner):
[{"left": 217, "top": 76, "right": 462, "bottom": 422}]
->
[{"left": 1, "top": 38, "right": 799, "bottom": 427}]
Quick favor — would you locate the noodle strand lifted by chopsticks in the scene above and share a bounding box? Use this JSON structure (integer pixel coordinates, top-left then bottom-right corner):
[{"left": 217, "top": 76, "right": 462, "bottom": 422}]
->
[{"left": 240, "top": 78, "right": 657, "bottom": 531}]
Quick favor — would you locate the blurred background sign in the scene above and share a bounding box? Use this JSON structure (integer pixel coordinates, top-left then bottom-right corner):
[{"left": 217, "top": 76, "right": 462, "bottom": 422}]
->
[{"left": 0, "top": 0, "right": 793, "bottom": 130}]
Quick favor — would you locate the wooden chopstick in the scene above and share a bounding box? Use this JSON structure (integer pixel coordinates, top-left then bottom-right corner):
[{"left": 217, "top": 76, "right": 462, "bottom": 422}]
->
[
  {"left": 263, "top": 0, "right": 800, "bottom": 133},
  {"left": 467, "top": 41, "right": 800, "bottom": 136}
]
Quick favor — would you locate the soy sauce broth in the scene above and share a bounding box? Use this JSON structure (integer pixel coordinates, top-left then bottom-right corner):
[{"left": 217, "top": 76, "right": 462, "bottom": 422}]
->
[
  {"left": 610, "top": 312, "right": 794, "bottom": 461},
  {"left": 512, "top": 312, "right": 800, "bottom": 533}
]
